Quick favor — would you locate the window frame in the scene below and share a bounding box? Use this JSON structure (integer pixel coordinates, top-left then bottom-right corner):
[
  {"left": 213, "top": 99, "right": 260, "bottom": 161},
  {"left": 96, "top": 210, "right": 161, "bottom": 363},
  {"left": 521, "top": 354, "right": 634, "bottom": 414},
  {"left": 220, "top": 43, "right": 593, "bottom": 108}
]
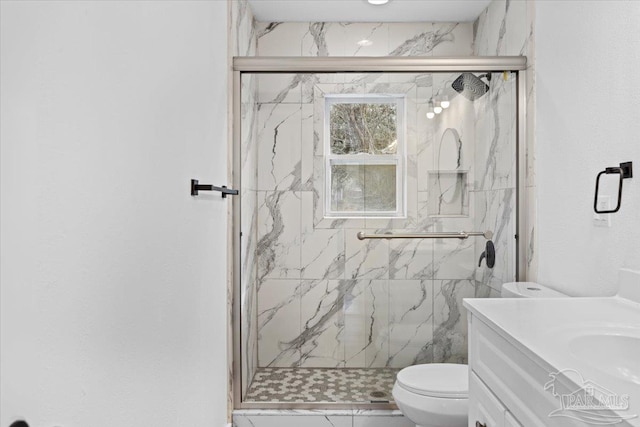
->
[{"left": 323, "top": 94, "right": 407, "bottom": 219}]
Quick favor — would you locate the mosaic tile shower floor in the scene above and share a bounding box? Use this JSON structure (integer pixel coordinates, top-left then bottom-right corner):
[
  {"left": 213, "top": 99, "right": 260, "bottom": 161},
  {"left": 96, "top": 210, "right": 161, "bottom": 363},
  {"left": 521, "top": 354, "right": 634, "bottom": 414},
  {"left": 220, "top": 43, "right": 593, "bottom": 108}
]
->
[{"left": 245, "top": 367, "right": 400, "bottom": 403}]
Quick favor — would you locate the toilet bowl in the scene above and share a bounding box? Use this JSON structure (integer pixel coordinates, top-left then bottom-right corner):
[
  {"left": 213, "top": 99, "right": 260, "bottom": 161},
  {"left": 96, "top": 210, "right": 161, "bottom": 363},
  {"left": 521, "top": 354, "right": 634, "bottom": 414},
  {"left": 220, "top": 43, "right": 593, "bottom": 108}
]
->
[
  {"left": 393, "top": 282, "right": 569, "bottom": 427},
  {"left": 392, "top": 364, "right": 468, "bottom": 427}
]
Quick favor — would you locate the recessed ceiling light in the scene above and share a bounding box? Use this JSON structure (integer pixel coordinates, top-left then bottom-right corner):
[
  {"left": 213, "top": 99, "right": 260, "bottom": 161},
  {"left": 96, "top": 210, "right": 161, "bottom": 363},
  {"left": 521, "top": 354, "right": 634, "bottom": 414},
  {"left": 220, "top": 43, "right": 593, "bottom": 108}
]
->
[
  {"left": 357, "top": 39, "right": 373, "bottom": 47},
  {"left": 368, "top": 0, "right": 389, "bottom": 5}
]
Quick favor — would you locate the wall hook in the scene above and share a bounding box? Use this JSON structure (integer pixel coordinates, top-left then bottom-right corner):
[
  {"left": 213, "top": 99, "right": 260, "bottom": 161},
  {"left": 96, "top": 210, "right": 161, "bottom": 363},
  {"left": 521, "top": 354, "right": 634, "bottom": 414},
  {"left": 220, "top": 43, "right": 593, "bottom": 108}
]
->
[
  {"left": 593, "top": 162, "right": 633, "bottom": 214},
  {"left": 191, "top": 179, "right": 239, "bottom": 198}
]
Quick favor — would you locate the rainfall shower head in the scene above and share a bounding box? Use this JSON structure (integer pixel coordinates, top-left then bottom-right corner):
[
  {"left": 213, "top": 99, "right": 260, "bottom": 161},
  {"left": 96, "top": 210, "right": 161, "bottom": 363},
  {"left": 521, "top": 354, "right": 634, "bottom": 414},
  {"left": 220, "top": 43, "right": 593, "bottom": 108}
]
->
[{"left": 452, "top": 73, "right": 490, "bottom": 101}]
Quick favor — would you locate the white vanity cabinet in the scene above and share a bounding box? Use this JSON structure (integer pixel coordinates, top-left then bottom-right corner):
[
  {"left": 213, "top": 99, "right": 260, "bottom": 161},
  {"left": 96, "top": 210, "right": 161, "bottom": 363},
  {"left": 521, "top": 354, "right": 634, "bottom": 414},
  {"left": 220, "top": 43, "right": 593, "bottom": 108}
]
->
[
  {"left": 464, "top": 275, "right": 640, "bottom": 427},
  {"left": 465, "top": 301, "right": 637, "bottom": 427}
]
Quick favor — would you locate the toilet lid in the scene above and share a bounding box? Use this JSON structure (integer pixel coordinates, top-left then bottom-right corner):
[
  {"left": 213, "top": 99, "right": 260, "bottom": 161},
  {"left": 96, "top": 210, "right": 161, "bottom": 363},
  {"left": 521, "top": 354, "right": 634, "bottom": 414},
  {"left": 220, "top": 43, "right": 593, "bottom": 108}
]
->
[{"left": 396, "top": 363, "right": 468, "bottom": 398}]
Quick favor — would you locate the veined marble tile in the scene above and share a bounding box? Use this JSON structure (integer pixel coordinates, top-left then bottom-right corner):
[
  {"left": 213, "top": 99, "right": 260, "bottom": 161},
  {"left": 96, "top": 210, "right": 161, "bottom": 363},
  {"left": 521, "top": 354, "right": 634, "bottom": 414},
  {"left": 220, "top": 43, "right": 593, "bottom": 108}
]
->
[
  {"left": 416, "top": 103, "right": 435, "bottom": 193},
  {"left": 432, "top": 279, "right": 475, "bottom": 363},
  {"left": 474, "top": 188, "right": 516, "bottom": 292},
  {"left": 345, "top": 231, "right": 389, "bottom": 280},
  {"left": 344, "top": 280, "right": 388, "bottom": 367},
  {"left": 387, "top": 23, "right": 435, "bottom": 56},
  {"left": 389, "top": 236, "right": 434, "bottom": 280},
  {"left": 256, "top": 22, "right": 305, "bottom": 56},
  {"left": 258, "top": 279, "right": 301, "bottom": 367},
  {"left": 525, "top": 0, "right": 536, "bottom": 190},
  {"left": 343, "top": 23, "right": 389, "bottom": 56},
  {"left": 504, "top": 0, "right": 529, "bottom": 56},
  {"left": 473, "top": 75, "right": 516, "bottom": 191},
  {"left": 432, "top": 23, "right": 474, "bottom": 56},
  {"left": 416, "top": 191, "right": 438, "bottom": 231},
  {"left": 414, "top": 73, "right": 433, "bottom": 102},
  {"left": 526, "top": 186, "right": 538, "bottom": 282},
  {"left": 299, "top": 280, "right": 348, "bottom": 367},
  {"left": 301, "top": 204, "right": 345, "bottom": 279},
  {"left": 241, "top": 77, "right": 259, "bottom": 191},
  {"left": 427, "top": 171, "right": 469, "bottom": 217},
  {"left": 432, "top": 232, "right": 476, "bottom": 280},
  {"left": 257, "top": 191, "right": 301, "bottom": 280},
  {"left": 302, "top": 22, "right": 345, "bottom": 56},
  {"left": 257, "top": 103, "right": 302, "bottom": 191},
  {"left": 387, "top": 280, "right": 434, "bottom": 368},
  {"left": 473, "top": 0, "right": 507, "bottom": 56},
  {"left": 257, "top": 74, "right": 302, "bottom": 104},
  {"left": 301, "top": 230, "right": 345, "bottom": 280}
]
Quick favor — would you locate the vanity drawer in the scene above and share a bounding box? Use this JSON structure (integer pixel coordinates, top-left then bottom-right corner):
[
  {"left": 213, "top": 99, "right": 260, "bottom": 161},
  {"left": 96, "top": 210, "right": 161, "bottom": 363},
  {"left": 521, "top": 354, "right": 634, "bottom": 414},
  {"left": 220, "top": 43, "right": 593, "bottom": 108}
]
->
[{"left": 469, "top": 371, "right": 506, "bottom": 427}]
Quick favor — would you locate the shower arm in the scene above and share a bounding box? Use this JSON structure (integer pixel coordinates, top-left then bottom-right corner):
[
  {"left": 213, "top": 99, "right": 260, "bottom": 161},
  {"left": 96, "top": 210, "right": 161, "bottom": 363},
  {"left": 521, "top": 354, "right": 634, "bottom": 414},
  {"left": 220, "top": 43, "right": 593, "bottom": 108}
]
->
[{"left": 356, "top": 230, "right": 493, "bottom": 241}]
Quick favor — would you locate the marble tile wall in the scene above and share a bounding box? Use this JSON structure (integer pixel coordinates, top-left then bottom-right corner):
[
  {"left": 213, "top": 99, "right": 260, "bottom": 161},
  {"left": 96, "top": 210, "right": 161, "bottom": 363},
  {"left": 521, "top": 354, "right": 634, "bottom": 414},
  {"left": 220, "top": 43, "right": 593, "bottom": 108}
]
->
[
  {"left": 472, "top": 0, "right": 534, "bottom": 288},
  {"left": 247, "top": 20, "right": 518, "bottom": 371},
  {"left": 232, "top": 0, "right": 259, "bottom": 398}
]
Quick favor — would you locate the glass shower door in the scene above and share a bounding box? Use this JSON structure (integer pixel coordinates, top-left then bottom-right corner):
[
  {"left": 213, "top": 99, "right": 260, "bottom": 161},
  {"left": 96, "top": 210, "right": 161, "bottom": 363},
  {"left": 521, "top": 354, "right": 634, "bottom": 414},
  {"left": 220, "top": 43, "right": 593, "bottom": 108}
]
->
[{"left": 237, "top": 70, "right": 517, "bottom": 406}]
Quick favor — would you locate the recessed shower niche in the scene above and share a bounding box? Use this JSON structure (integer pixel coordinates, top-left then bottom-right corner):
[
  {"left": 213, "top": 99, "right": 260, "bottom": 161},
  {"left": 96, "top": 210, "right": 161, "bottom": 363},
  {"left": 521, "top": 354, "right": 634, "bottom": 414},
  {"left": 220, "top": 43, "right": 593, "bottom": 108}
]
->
[
  {"left": 427, "top": 171, "right": 469, "bottom": 217},
  {"left": 232, "top": 59, "right": 523, "bottom": 409}
]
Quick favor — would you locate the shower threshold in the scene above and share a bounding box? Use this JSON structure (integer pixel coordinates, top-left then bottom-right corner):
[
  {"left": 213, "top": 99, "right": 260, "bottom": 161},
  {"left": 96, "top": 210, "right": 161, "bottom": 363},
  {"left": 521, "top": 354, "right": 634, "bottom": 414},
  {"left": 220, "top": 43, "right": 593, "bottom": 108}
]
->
[{"left": 244, "top": 367, "right": 400, "bottom": 404}]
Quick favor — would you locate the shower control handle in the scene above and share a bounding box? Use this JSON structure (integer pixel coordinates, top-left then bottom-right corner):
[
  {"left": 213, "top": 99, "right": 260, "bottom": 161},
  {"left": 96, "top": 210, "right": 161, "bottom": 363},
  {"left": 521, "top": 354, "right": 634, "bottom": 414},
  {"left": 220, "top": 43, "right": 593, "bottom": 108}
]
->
[
  {"left": 478, "top": 240, "right": 495, "bottom": 268},
  {"left": 476, "top": 422, "right": 487, "bottom": 427}
]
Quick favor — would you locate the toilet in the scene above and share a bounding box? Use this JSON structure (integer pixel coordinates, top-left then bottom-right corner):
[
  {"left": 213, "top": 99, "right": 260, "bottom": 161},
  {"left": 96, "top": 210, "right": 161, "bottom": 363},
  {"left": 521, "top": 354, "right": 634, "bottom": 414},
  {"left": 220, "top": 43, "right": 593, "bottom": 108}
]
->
[
  {"left": 501, "top": 281, "right": 568, "bottom": 298},
  {"left": 392, "top": 281, "right": 568, "bottom": 427}
]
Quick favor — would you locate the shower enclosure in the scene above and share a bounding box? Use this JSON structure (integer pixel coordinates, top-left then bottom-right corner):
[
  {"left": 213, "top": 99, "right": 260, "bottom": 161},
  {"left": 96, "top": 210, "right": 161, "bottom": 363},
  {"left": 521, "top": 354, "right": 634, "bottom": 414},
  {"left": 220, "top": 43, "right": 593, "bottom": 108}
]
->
[{"left": 232, "top": 57, "right": 527, "bottom": 409}]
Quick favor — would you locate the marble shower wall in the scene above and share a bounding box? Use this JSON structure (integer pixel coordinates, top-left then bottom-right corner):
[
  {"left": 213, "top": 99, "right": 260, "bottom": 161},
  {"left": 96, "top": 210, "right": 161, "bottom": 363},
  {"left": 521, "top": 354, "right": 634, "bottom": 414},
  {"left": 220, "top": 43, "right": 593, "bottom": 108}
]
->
[
  {"left": 472, "top": 0, "right": 534, "bottom": 290},
  {"left": 232, "top": 0, "right": 259, "bottom": 397},
  {"left": 247, "top": 21, "right": 515, "bottom": 370}
]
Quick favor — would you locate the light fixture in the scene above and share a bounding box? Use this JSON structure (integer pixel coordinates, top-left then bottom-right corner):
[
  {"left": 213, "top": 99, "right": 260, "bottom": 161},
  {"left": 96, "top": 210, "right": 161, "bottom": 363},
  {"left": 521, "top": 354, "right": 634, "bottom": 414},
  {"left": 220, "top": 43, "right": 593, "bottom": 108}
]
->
[
  {"left": 433, "top": 102, "right": 443, "bottom": 114},
  {"left": 440, "top": 95, "right": 450, "bottom": 109},
  {"left": 368, "top": 0, "right": 389, "bottom": 5},
  {"left": 426, "top": 100, "right": 435, "bottom": 119}
]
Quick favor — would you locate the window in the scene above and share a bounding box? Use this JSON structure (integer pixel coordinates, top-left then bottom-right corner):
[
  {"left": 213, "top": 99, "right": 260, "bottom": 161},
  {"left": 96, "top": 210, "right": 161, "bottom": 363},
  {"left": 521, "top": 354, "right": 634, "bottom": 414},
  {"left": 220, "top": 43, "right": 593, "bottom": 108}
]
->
[{"left": 324, "top": 95, "right": 406, "bottom": 218}]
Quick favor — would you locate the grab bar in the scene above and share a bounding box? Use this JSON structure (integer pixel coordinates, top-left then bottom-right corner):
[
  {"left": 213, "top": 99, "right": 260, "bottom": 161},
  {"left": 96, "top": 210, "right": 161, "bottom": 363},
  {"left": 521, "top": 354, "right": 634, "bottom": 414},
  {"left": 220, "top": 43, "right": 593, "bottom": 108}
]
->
[{"left": 356, "top": 230, "right": 493, "bottom": 240}]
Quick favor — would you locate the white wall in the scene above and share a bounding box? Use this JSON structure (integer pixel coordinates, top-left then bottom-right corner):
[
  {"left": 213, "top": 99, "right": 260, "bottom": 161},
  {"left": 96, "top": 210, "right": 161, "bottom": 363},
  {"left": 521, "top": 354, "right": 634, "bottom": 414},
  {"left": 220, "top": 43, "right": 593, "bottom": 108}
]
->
[
  {"left": 536, "top": 1, "right": 640, "bottom": 296},
  {"left": 0, "top": 1, "right": 229, "bottom": 426}
]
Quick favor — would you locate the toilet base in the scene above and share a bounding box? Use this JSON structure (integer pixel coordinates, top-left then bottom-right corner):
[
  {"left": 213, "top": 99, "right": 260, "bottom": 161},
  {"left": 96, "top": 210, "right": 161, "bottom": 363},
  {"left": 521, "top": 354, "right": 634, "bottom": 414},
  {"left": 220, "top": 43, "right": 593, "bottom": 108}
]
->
[{"left": 392, "top": 382, "right": 467, "bottom": 427}]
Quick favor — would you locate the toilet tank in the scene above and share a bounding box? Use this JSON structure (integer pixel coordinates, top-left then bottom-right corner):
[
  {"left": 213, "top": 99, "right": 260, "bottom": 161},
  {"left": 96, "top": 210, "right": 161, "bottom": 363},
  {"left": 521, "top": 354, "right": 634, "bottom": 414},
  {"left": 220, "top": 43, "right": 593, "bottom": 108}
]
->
[{"left": 501, "top": 281, "right": 568, "bottom": 298}]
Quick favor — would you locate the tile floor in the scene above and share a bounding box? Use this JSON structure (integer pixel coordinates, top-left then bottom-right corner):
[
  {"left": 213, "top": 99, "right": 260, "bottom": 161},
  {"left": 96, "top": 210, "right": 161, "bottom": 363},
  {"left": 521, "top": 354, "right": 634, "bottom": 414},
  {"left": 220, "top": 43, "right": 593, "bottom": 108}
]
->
[{"left": 244, "top": 367, "right": 400, "bottom": 403}]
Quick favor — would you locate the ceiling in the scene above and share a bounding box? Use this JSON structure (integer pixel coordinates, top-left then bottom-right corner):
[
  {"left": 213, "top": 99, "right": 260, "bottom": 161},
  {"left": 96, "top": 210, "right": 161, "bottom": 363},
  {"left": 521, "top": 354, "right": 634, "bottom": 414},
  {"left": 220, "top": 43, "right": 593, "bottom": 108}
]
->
[{"left": 247, "top": 0, "right": 492, "bottom": 23}]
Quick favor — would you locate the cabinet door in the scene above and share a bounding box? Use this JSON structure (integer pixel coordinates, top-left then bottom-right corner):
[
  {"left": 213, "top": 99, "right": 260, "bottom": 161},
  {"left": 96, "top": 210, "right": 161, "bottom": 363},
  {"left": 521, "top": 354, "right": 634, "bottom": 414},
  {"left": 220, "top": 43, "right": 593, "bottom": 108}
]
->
[
  {"left": 504, "top": 411, "right": 522, "bottom": 427},
  {"left": 469, "top": 372, "right": 505, "bottom": 427}
]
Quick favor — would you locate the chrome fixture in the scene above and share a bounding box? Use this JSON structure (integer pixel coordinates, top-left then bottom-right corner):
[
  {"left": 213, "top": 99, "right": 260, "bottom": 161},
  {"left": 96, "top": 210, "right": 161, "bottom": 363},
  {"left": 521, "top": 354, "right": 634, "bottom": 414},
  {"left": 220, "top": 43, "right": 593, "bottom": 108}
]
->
[{"left": 356, "top": 230, "right": 493, "bottom": 240}]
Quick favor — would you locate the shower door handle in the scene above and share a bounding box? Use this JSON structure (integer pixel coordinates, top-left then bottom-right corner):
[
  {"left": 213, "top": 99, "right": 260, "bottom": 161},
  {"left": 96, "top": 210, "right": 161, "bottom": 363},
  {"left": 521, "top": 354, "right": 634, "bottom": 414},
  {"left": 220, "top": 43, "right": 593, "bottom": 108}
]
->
[{"left": 191, "top": 179, "right": 239, "bottom": 198}]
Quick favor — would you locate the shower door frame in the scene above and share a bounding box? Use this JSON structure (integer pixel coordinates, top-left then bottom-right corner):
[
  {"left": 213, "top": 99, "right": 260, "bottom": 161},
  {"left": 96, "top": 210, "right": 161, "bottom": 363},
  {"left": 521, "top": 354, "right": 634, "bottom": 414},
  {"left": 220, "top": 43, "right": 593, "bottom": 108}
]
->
[{"left": 231, "top": 56, "right": 528, "bottom": 410}]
